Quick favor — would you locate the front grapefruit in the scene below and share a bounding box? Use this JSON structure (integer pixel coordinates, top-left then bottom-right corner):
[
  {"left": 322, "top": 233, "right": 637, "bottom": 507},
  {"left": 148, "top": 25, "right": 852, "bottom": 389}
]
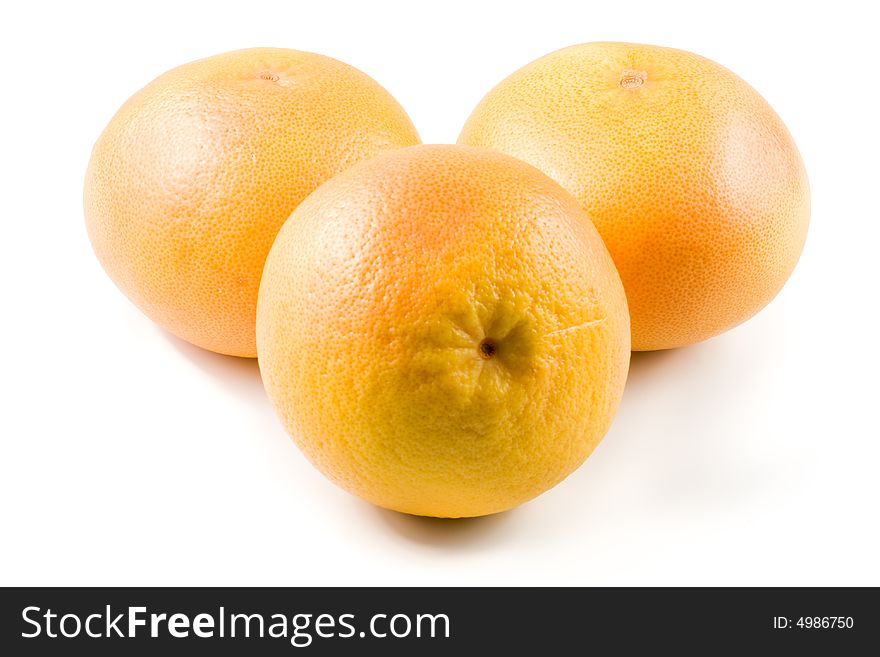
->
[{"left": 257, "top": 145, "right": 630, "bottom": 517}]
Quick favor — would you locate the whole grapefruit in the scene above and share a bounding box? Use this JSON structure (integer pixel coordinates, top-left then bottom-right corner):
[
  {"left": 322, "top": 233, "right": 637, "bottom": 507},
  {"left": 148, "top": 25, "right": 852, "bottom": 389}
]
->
[
  {"left": 459, "top": 42, "right": 809, "bottom": 350},
  {"left": 85, "top": 48, "right": 420, "bottom": 357},
  {"left": 256, "top": 145, "right": 630, "bottom": 517}
]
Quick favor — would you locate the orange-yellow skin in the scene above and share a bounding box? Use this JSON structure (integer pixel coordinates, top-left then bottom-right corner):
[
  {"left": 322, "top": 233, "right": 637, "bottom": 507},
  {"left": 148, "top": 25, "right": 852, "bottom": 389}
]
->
[
  {"left": 459, "top": 42, "right": 810, "bottom": 350},
  {"left": 257, "top": 145, "right": 630, "bottom": 518},
  {"left": 85, "top": 48, "right": 420, "bottom": 357}
]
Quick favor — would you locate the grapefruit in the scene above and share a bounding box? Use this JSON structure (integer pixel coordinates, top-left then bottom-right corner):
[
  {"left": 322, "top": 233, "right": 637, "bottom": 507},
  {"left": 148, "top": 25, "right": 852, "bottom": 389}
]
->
[
  {"left": 256, "top": 145, "right": 630, "bottom": 517},
  {"left": 85, "top": 48, "right": 420, "bottom": 357},
  {"left": 459, "top": 42, "right": 809, "bottom": 350}
]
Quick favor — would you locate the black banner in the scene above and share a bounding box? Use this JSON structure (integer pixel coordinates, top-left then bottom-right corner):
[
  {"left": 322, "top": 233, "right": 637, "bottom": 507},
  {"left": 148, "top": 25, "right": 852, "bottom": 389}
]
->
[{"left": 1, "top": 587, "right": 875, "bottom": 654}]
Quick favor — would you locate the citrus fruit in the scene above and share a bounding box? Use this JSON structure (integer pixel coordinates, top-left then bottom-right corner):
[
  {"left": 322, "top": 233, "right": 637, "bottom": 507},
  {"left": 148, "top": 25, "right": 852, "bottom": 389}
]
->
[
  {"left": 458, "top": 42, "right": 809, "bottom": 350},
  {"left": 256, "top": 145, "right": 630, "bottom": 517},
  {"left": 85, "top": 47, "right": 420, "bottom": 357}
]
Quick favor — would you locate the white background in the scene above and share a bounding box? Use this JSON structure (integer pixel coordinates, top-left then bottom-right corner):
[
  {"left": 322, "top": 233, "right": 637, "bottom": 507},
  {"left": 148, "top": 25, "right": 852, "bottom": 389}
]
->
[{"left": 2, "top": 0, "right": 878, "bottom": 586}]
